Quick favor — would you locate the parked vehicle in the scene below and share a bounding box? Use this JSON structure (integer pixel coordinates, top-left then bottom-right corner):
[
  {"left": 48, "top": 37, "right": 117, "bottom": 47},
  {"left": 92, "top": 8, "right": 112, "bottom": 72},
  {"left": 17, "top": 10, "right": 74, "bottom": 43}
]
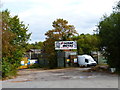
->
[{"left": 77, "top": 55, "right": 97, "bottom": 67}]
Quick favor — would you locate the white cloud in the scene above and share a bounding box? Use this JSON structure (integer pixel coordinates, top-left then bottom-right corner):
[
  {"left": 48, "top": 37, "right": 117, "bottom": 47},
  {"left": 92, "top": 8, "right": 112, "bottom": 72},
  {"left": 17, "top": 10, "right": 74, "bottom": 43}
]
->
[{"left": 2, "top": 0, "right": 120, "bottom": 42}]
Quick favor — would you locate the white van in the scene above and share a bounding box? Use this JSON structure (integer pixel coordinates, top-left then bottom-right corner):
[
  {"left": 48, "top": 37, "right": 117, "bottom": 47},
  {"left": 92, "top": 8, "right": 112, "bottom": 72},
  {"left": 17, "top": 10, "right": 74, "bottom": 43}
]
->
[{"left": 77, "top": 55, "right": 97, "bottom": 67}]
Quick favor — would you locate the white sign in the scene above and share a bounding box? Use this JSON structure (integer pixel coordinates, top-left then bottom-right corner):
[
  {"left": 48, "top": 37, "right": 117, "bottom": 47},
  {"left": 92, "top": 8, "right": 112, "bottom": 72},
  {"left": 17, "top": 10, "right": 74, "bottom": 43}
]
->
[
  {"left": 74, "top": 58, "right": 77, "bottom": 63},
  {"left": 55, "top": 41, "right": 77, "bottom": 50},
  {"left": 21, "top": 61, "right": 24, "bottom": 65}
]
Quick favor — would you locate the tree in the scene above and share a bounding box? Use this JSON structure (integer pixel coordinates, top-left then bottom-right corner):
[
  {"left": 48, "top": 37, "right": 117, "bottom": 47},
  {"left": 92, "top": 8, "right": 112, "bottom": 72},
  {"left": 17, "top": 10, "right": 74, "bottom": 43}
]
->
[
  {"left": 72, "top": 34, "right": 100, "bottom": 55},
  {"left": 44, "top": 18, "right": 78, "bottom": 68},
  {"left": 2, "top": 9, "right": 31, "bottom": 78},
  {"left": 98, "top": 1, "right": 120, "bottom": 71},
  {"left": 45, "top": 18, "right": 78, "bottom": 40},
  {"left": 113, "top": 1, "right": 120, "bottom": 12},
  {"left": 26, "top": 41, "right": 43, "bottom": 51}
]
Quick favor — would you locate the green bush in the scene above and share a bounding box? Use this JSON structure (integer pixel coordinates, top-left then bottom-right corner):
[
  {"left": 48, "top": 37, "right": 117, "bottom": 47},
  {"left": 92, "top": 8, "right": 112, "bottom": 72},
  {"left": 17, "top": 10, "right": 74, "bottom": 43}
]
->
[
  {"left": 2, "top": 50, "right": 22, "bottom": 79},
  {"left": 2, "top": 60, "right": 17, "bottom": 78},
  {"left": 28, "top": 63, "right": 41, "bottom": 69}
]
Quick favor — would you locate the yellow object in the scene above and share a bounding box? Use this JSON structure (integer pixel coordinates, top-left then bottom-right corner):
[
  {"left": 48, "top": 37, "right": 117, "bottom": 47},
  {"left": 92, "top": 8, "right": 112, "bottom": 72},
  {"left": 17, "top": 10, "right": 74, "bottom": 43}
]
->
[
  {"left": 18, "top": 65, "right": 28, "bottom": 69},
  {"left": 67, "top": 59, "right": 70, "bottom": 62},
  {"left": 18, "top": 57, "right": 28, "bottom": 69}
]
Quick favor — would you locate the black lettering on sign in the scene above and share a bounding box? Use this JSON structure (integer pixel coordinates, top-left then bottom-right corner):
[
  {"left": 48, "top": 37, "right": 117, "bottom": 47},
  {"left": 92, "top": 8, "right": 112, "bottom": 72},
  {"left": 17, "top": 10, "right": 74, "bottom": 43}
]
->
[
  {"left": 64, "top": 42, "right": 73, "bottom": 44},
  {"left": 63, "top": 45, "right": 67, "bottom": 47},
  {"left": 63, "top": 45, "right": 73, "bottom": 47}
]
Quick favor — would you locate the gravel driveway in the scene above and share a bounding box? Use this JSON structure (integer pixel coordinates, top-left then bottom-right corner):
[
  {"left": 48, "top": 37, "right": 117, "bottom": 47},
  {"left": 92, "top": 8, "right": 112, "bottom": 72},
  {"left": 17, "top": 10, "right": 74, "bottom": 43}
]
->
[{"left": 2, "top": 68, "right": 118, "bottom": 88}]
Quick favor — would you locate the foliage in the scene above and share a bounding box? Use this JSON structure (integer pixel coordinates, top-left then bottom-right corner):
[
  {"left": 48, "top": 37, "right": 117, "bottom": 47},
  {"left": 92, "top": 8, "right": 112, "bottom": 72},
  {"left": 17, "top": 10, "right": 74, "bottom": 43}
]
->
[
  {"left": 26, "top": 41, "right": 43, "bottom": 51},
  {"left": 98, "top": 2, "right": 120, "bottom": 71},
  {"left": 72, "top": 34, "right": 100, "bottom": 55},
  {"left": 45, "top": 18, "right": 78, "bottom": 40},
  {"left": 113, "top": 1, "right": 120, "bottom": 12},
  {"left": 2, "top": 9, "right": 31, "bottom": 78},
  {"left": 44, "top": 18, "right": 78, "bottom": 68},
  {"left": 28, "top": 63, "right": 41, "bottom": 69}
]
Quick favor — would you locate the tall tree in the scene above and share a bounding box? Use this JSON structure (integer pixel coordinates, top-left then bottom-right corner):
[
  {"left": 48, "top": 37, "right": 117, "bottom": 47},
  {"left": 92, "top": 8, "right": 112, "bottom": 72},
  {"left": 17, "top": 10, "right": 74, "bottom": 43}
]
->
[
  {"left": 2, "top": 9, "right": 31, "bottom": 78},
  {"left": 98, "top": 1, "right": 120, "bottom": 71},
  {"left": 44, "top": 18, "right": 78, "bottom": 68},
  {"left": 45, "top": 18, "right": 78, "bottom": 40}
]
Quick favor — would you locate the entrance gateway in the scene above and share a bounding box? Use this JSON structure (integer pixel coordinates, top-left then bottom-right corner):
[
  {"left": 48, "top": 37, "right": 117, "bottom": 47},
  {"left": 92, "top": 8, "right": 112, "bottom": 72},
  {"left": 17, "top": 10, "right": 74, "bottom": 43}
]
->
[{"left": 55, "top": 41, "right": 78, "bottom": 67}]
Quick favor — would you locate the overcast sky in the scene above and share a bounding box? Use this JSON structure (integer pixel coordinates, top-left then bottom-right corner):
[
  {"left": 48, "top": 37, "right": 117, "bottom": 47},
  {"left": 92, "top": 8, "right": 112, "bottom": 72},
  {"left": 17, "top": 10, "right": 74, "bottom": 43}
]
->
[{"left": 2, "top": 0, "right": 119, "bottom": 43}]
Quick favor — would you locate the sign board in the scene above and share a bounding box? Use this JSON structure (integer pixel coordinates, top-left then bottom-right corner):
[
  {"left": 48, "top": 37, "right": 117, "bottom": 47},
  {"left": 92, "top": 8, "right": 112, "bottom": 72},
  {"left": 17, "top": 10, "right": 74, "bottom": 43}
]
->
[{"left": 55, "top": 41, "right": 77, "bottom": 50}]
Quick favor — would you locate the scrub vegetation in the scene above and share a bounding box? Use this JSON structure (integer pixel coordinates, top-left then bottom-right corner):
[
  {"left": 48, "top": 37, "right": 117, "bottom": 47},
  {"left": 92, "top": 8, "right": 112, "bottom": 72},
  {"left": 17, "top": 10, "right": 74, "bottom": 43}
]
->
[{"left": 2, "top": 10, "right": 31, "bottom": 78}]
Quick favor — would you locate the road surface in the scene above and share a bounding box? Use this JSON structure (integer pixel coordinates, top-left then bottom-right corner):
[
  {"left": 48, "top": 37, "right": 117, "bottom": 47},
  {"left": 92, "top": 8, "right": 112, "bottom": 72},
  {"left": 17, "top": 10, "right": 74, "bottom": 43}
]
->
[{"left": 2, "top": 68, "right": 118, "bottom": 88}]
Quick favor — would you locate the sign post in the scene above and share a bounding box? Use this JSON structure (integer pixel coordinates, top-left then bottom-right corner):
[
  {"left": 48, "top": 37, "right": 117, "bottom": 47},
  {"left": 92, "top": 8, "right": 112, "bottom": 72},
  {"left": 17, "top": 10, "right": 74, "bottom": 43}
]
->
[{"left": 55, "top": 41, "right": 77, "bottom": 67}]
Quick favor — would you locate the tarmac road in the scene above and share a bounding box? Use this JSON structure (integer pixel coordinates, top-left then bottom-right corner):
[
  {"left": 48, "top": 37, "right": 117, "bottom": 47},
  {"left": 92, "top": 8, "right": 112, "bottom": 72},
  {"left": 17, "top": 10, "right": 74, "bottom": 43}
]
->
[{"left": 2, "top": 68, "right": 118, "bottom": 88}]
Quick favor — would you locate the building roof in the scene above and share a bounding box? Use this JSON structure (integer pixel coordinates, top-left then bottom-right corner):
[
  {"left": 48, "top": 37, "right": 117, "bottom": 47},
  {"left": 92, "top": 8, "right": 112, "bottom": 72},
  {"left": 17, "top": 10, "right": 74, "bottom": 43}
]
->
[{"left": 26, "top": 49, "right": 42, "bottom": 52}]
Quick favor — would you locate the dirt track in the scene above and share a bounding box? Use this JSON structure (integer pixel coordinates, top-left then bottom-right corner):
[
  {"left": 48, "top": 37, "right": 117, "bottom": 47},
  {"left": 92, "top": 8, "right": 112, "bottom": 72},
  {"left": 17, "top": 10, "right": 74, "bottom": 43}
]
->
[{"left": 2, "top": 68, "right": 118, "bottom": 88}]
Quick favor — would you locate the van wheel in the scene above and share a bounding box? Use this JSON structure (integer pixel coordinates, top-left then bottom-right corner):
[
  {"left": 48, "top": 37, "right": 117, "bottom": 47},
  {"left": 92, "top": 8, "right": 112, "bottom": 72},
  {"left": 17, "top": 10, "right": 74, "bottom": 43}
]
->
[
  {"left": 79, "top": 65, "right": 82, "bottom": 67},
  {"left": 87, "top": 64, "right": 90, "bottom": 67}
]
